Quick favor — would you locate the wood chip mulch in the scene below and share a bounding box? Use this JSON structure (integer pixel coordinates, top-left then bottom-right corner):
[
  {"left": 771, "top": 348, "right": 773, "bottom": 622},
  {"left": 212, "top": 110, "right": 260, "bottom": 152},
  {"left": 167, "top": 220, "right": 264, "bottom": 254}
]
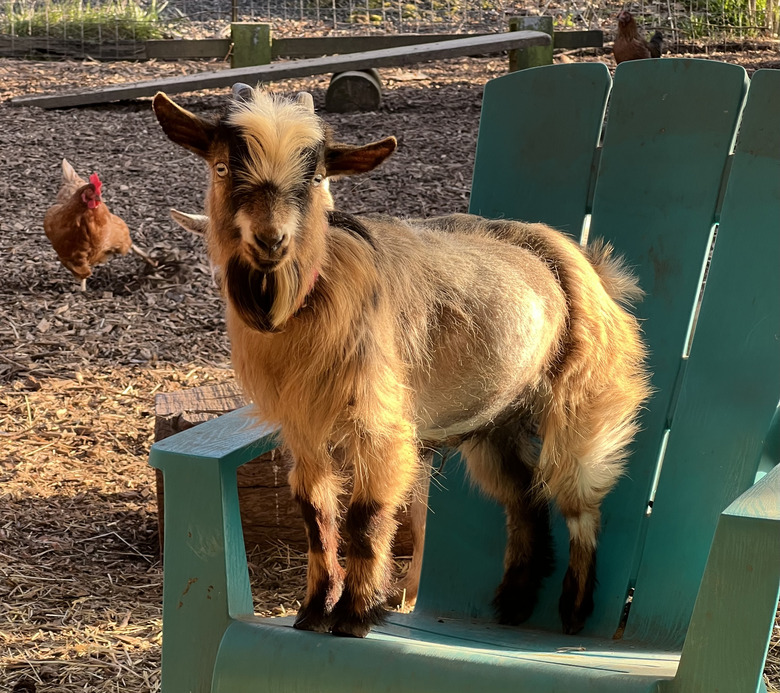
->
[{"left": 1, "top": 48, "right": 778, "bottom": 692}]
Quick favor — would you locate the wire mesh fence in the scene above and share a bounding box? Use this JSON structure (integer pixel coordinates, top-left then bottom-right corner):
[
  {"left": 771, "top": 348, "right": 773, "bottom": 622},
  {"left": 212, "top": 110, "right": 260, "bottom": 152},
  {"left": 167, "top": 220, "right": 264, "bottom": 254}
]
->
[{"left": 1, "top": 0, "right": 778, "bottom": 59}]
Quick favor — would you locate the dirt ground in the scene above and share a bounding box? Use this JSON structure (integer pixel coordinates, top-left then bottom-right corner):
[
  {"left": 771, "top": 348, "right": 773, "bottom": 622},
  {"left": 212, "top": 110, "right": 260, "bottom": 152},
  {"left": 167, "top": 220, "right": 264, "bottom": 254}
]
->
[{"left": 1, "top": 46, "right": 778, "bottom": 692}]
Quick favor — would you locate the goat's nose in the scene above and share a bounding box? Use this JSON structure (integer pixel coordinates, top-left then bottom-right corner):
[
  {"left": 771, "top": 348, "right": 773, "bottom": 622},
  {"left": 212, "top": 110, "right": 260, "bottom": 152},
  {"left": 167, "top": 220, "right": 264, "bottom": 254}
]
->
[{"left": 255, "top": 232, "right": 287, "bottom": 254}]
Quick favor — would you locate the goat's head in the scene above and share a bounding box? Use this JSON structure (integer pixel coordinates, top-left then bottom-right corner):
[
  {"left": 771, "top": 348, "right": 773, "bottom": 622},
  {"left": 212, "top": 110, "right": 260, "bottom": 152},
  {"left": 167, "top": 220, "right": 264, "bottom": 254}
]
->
[{"left": 153, "top": 86, "right": 396, "bottom": 331}]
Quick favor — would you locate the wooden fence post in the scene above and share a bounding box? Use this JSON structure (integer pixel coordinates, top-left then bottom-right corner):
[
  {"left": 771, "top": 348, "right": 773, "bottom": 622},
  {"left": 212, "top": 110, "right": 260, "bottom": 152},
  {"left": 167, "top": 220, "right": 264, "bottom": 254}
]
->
[
  {"left": 231, "top": 22, "right": 272, "bottom": 69},
  {"left": 508, "top": 16, "right": 554, "bottom": 71}
]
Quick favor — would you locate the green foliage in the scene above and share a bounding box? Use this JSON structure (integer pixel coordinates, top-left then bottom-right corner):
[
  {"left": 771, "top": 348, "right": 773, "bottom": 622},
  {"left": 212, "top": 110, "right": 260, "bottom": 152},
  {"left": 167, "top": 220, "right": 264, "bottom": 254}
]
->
[
  {"left": 684, "top": 0, "right": 778, "bottom": 35},
  {"left": 1, "top": 0, "right": 167, "bottom": 40}
]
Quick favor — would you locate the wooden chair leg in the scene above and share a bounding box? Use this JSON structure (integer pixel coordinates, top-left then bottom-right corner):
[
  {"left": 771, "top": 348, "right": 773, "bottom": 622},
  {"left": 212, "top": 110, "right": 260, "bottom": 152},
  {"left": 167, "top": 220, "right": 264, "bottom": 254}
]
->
[{"left": 150, "top": 408, "right": 279, "bottom": 693}]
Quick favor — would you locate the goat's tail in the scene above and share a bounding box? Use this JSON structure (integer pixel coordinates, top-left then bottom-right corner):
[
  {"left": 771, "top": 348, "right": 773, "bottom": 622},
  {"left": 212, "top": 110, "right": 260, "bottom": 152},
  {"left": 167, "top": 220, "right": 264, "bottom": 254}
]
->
[{"left": 583, "top": 238, "right": 644, "bottom": 307}]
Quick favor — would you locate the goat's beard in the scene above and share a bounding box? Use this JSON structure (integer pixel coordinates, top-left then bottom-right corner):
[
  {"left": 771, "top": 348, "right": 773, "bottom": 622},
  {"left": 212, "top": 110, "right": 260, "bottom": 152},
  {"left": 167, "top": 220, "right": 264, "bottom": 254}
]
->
[{"left": 224, "top": 255, "right": 302, "bottom": 332}]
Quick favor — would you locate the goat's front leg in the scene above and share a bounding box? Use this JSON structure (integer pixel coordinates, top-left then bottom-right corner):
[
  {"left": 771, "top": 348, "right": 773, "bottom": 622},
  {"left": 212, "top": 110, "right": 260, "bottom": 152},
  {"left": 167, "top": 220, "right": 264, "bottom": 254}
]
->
[
  {"left": 289, "top": 459, "right": 345, "bottom": 633},
  {"left": 332, "top": 433, "right": 419, "bottom": 638}
]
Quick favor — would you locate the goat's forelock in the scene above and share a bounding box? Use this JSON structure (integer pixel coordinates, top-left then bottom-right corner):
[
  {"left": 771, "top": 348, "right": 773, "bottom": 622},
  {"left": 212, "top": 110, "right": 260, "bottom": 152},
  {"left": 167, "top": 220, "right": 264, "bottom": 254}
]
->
[{"left": 226, "top": 90, "right": 325, "bottom": 194}]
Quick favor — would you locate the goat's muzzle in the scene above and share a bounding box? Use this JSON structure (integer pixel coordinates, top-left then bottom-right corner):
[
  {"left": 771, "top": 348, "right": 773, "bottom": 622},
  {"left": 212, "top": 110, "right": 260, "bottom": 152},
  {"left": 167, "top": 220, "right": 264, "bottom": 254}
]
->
[{"left": 246, "top": 229, "right": 290, "bottom": 270}]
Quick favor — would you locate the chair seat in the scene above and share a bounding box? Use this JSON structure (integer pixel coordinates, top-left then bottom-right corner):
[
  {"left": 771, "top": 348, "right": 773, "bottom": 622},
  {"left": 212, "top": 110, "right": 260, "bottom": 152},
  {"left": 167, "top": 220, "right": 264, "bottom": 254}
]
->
[{"left": 213, "top": 613, "right": 679, "bottom": 693}]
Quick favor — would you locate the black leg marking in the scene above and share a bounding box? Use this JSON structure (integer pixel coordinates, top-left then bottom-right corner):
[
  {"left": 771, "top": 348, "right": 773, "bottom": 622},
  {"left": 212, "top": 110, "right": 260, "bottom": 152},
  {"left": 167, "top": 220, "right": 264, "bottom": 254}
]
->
[
  {"left": 493, "top": 499, "right": 554, "bottom": 625},
  {"left": 559, "top": 548, "right": 597, "bottom": 635}
]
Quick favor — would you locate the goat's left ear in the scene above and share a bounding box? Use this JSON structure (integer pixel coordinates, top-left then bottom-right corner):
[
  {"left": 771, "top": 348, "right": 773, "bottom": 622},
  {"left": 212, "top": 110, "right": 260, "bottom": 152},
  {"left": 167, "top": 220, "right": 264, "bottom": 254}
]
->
[
  {"left": 324, "top": 136, "right": 397, "bottom": 177},
  {"left": 153, "top": 92, "right": 216, "bottom": 159}
]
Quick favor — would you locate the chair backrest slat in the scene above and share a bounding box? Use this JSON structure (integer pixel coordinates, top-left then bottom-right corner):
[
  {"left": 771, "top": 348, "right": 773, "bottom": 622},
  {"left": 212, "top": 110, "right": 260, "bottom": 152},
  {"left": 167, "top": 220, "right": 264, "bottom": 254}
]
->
[
  {"left": 469, "top": 62, "right": 611, "bottom": 237},
  {"left": 564, "top": 59, "right": 749, "bottom": 640},
  {"left": 416, "top": 63, "right": 611, "bottom": 620},
  {"left": 624, "top": 68, "right": 780, "bottom": 646}
]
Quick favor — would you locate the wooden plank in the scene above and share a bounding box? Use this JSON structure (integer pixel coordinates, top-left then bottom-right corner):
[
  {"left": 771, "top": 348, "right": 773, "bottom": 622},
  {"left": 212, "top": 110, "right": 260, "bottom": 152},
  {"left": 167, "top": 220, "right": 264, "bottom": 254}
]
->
[
  {"left": 554, "top": 29, "right": 604, "bottom": 49},
  {"left": 272, "top": 33, "right": 476, "bottom": 57},
  {"left": 421, "top": 63, "right": 611, "bottom": 622},
  {"left": 11, "top": 30, "right": 551, "bottom": 109},
  {"left": 145, "top": 38, "right": 231, "bottom": 60},
  {"left": 271, "top": 31, "right": 602, "bottom": 58},
  {"left": 668, "top": 466, "right": 780, "bottom": 692},
  {"left": 0, "top": 35, "right": 144, "bottom": 60},
  {"left": 579, "top": 59, "right": 749, "bottom": 642},
  {"left": 0, "top": 30, "right": 601, "bottom": 62},
  {"left": 625, "top": 67, "right": 780, "bottom": 647},
  {"left": 470, "top": 62, "right": 610, "bottom": 236}
]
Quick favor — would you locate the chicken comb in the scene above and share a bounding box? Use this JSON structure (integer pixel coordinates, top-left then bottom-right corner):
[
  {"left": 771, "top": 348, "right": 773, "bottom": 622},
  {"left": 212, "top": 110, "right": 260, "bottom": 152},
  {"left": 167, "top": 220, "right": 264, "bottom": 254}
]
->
[{"left": 89, "top": 172, "right": 103, "bottom": 197}]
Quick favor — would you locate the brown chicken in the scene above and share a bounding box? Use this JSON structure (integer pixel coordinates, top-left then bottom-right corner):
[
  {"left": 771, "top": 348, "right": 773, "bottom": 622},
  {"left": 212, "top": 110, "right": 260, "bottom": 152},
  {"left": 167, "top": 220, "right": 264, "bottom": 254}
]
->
[
  {"left": 43, "top": 159, "right": 154, "bottom": 290},
  {"left": 613, "top": 10, "right": 664, "bottom": 64}
]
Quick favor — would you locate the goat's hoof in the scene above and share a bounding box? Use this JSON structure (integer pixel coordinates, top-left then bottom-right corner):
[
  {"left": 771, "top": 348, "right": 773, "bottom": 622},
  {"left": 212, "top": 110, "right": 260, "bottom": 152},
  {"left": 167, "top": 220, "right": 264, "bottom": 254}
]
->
[
  {"left": 493, "top": 584, "right": 537, "bottom": 626},
  {"left": 493, "top": 564, "right": 543, "bottom": 625},
  {"left": 558, "top": 567, "right": 595, "bottom": 635},
  {"left": 331, "top": 618, "right": 373, "bottom": 638},
  {"left": 293, "top": 604, "right": 333, "bottom": 633},
  {"left": 331, "top": 600, "right": 385, "bottom": 638}
]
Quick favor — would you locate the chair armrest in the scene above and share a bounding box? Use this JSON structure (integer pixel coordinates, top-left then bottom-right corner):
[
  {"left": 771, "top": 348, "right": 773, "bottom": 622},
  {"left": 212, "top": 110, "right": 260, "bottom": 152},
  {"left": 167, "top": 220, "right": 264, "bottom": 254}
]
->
[
  {"left": 667, "top": 463, "right": 780, "bottom": 693},
  {"left": 150, "top": 404, "right": 280, "bottom": 473},
  {"left": 148, "top": 406, "right": 281, "bottom": 693}
]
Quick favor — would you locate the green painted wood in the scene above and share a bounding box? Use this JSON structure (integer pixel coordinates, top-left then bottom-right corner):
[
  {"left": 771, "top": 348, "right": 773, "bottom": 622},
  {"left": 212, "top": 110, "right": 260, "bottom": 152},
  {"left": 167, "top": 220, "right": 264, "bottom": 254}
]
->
[
  {"left": 626, "top": 68, "right": 780, "bottom": 648},
  {"left": 662, "top": 465, "right": 780, "bottom": 693},
  {"left": 213, "top": 615, "right": 674, "bottom": 692},
  {"left": 147, "top": 62, "right": 780, "bottom": 693},
  {"left": 11, "top": 31, "right": 551, "bottom": 109},
  {"left": 556, "top": 59, "right": 750, "bottom": 640},
  {"left": 150, "top": 405, "right": 279, "bottom": 468},
  {"left": 149, "top": 407, "right": 280, "bottom": 693},
  {"left": 508, "top": 17, "right": 554, "bottom": 71},
  {"left": 415, "top": 454, "right": 506, "bottom": 619},
  {"left": 469, "top": 62, "right": 611, "bottom": 237},
  {"left": 419, "top": 63, "right": 610, "bottom": 621}
]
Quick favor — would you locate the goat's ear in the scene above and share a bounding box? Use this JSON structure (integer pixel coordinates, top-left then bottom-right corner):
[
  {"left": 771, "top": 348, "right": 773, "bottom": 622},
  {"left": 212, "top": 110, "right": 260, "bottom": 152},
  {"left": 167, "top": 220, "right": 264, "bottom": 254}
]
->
[
  {"left": 170, "top": 208, "right": 209, "bottom": 236},
  {"left": 153, "top": 92, "right": 216, "bottom": 159},
  {"left": 324, "top": 136, "right": 397, "bottom": 177}
]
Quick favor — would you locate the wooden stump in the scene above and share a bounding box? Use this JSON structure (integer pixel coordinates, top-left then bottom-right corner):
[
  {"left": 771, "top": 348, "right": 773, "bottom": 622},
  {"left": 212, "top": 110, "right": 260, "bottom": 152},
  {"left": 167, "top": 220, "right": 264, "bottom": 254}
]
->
[
  {"left": 154, "top": 382, "right": 414, "bottom": 557},
  {"left": 325, "top": 69, "right": 383, "bottom": 113},
  {"left": 230, "top": 22, "right": 272, "bottom": 69}
]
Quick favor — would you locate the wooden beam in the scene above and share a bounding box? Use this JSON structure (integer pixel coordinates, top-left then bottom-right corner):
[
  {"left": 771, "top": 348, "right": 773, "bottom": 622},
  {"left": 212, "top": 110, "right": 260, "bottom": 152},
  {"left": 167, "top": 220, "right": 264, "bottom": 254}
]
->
[
  {"left": 554, "top": 29, "right": 604, "bottom": 49},
  {"left": 11, "top": 31, "right": 551, "bottom": 109},
  {"left": 145, "top": 38, "right": 231, "bottom": 60},
  {"left": 273, "top": 33, "right": 482, "bottom": 57},
  {"left": 0, "top": 35, "right": 144, "bottom": 60},
  {"left": 0, "top": 30, "right": 603, "bottom": 62}
]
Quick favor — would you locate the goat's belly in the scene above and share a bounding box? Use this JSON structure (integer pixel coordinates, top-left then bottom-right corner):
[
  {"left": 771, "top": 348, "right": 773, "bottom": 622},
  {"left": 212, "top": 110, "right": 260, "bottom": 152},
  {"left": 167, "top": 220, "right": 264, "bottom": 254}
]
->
[{"left": 413, "top": 300, "right": 560, "bottom": 443}]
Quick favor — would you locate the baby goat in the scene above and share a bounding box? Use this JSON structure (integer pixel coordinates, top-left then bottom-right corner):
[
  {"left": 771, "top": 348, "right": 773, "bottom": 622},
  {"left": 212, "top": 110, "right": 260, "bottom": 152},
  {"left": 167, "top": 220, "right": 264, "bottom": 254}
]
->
[{"left": 153, "top": 87, "right": 650, "bottom": 638}]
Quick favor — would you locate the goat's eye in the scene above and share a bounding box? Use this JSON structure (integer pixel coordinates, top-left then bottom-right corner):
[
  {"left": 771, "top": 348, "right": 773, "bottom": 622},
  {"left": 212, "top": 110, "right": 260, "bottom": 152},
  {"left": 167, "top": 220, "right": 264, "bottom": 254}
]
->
[
  {"left": 312, "top": 174, "right": 324, "bottom": 187},
  {"left": 215, "top": 163, "right": 229, "bottom": 177}
]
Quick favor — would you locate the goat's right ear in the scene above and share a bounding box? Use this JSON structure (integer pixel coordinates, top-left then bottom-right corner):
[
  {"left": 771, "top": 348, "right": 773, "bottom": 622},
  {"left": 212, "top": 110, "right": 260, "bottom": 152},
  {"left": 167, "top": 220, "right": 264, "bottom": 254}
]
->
[
  {"left": 170, "top": 208, "right": 209, "bottom": 236},
  {"left": 153, "top": 92, "right": 215, "bottom": 159}
]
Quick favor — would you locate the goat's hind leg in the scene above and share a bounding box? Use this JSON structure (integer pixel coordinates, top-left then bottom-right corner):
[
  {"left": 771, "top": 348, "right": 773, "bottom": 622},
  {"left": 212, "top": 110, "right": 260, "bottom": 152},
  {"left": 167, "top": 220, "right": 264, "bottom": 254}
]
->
[
  {"left": 460, "top": 428, "right": 554, "bottom": 626},
  {"left": 289, "top": 460, "right": 345, "bottom": 633},
  {"left": 542, "top": 418, "right": 623, "bottom": 635}
]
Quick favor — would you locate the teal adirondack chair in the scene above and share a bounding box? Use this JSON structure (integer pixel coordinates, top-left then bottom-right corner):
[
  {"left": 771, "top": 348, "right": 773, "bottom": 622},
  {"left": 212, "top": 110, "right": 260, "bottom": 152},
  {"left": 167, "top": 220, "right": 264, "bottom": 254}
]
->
[{"left": 149, "top": 60, "right": 780, "bottom": 693}]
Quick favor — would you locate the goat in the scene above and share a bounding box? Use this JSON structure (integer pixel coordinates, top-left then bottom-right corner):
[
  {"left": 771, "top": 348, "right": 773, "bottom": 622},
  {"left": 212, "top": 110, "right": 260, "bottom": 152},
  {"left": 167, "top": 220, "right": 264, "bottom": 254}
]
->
[{"left": 153, "top": 86, "right": 650, "bottom": 638}]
